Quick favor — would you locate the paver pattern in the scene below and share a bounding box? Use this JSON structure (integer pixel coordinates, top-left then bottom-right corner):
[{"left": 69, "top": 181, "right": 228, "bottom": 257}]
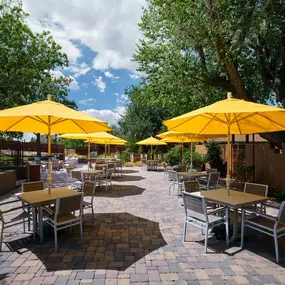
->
[{"left": 0, "top": 166, "right": 285, "bottom": 285}]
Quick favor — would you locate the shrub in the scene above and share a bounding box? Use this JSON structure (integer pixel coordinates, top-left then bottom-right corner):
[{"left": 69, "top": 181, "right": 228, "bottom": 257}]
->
[
  {"left": 124, "top": 162, "right": 134, "bottom": 167},
  {"left": 118, "top": 150, "right": 131, "bottom": 164},
  {"left": 232, "top": 164, "right": 254, "bottom": 183},
  {"left": 164, "top": 146, "right": 205, "bottom": 169},
  {"left": 204, "top": 140, "right": 226, "bottom": 175}
]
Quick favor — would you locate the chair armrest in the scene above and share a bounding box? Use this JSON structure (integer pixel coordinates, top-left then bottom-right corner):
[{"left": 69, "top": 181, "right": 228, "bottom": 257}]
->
[
  {"left": 41, "top": 205, "right": 55, "bottom": 215},
  {"left": 243, "top": 208, "right": 277, "bottom": 221},
  {"left": 207, "top": 206, "right": 226, "bottom": 215},
  {"left": 2, "top": 205, "right": 29, "bottom": 214}
]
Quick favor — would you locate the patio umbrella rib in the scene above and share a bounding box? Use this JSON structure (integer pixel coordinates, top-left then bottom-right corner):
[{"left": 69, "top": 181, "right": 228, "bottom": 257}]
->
[
  {"left": 4, "top": 116, "right": 28, "bottom": 132},
  {"left": 198, "top": 113, "right": 219, "bottom": 134},
  {"left": 34, "top": 116, "right": 48, "bottom": 125},
  {"left": 232, "top": 113, "right": 242, "bottom": 135},
  {"left": 256, "top": 113, "right": 285, "bottom": 129}
]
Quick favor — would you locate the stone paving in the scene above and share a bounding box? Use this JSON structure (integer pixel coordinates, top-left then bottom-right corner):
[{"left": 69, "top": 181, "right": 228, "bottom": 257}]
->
[{"left": 0, "top": 167, "right": 285, "bottom": 285}]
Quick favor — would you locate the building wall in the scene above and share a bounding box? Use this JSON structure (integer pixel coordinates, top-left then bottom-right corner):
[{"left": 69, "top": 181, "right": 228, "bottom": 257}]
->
[{"left": 245, "top": 143, "right": 285, "bottom": 188}]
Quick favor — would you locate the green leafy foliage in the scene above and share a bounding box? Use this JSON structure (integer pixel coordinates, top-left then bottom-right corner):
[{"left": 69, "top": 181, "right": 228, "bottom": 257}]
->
[
  {"left": 232, "top": 164, "right": 254, "bottom": 183},
  {"left": 204, "top": 140, "right": 225, "bottom": 174},
  {"left": 0, "top": 1, "right": 76, "bottom": 110},
  {"left": 164, "top": 145, "right": 205, "bottom": 168}
]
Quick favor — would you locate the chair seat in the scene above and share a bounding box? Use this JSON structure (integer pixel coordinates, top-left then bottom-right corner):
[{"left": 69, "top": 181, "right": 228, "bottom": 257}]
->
[
  {"left": 188, "top": 211, "right": 224, "bottom": 224},
  {"left": 246, "top": 216, "right": 285, "bottom": 230},
  {"left": 47, "top": 213, "right": 78, "bottom": 223},
  {"left": 83, "top": 201, "right": 92, "bottom": 208}
]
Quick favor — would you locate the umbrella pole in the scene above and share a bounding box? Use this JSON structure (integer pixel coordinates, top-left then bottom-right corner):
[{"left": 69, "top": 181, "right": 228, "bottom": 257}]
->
[
  {"left": 226, "top": 129, "right": 231, "bottom": 195},
  {"left": 181, "top": 143, "right": 184, "bottom": 165},
  {"left": 151, "top": 145, "right": 153, "bottom": 160},
  {"left": 88, "top": 139, "right": 90, "bottom": 170},
  {"left": 47, "top": 116, "right": 52, "bottom": 194},
  {"left": 190, "top": 140, "right": 193, "bottom": 171},
  {"left": 105, "top": 144, "right": 107, "bottom": 161}
]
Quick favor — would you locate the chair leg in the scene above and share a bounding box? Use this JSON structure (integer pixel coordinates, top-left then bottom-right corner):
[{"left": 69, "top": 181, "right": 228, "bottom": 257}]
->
[
  {"left": 91, "top": 205, "right": 94, "bottom": 223},
  {"left": 0, "top": 225, "right": 4, "bottom": 251},
  {"left": 204, "top": 226, "right": 208, "bottom": 253},
  {"left": 54, "top": 226, "right": 58, "bottom": 252},
  {"left": 27, "top": 207, "right": 31, "bottom": 231},
  {"left": 183, "top": 221, "right": 187, "bottom": 242},
  {"left": 80, "top": 218, "right": 83, "bottom": 241},
  {"left": 240, "top": 209, "right": 245, "bottom": 248},
  {"left": 225, "top": 207, "right": 229, "bottom": 247},
  {"left": 274, "top": 232, "right": 279, "bottom": 263}
]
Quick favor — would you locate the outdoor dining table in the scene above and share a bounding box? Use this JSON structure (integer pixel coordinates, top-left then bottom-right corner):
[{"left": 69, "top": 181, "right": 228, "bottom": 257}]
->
[
  {"left": 191, "top": 188, "right": 268, "bottom": 243},
  {"left": 18, "top": 188, "right": 78, "bottom": 242},
  {"left": 178, "top": 171, "right": 208, "bottom": 179},
  {"left": 81, "top": 169, "right": 104, "bottom": 175}
]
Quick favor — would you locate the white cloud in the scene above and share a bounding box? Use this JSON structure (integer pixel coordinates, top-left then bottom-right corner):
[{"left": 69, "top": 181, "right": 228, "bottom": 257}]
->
[
  {"left": 104, "top": 70, "right": 119, "bottom": 80},
  {"left": 23, "top": 133, "right": 36, "bottom": 142},
  {"left": 66, "top": 62, "right": 91, "bottom": 78},
  {"left": 78, "top": 98, "right": 96, "bottom": 106},
  {"left": 92, "top": 76, "right": 106, "bottom": 93},
  {"left": 23, "top": 0, "right": 146, "bottom": 70},
  {"left": 116, "top": 94, "right": 129, "bottom": 105},
  {"left": 129, "top": 73, "right": 141, "bottom": 80},
  {"left": 83, "top": 106, "right": 126, "bottom": 126},
  {"left": 68, "top": 76, "right": 80, "bottom": 90}
]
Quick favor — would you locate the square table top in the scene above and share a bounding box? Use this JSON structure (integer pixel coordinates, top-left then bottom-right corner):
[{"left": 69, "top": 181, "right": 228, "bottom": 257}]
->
[
  {"left": 191, "top": 188, "right": 268, "bottom": 208},
  {"left": 178, "top": 171, "right": 208, "bottom": 178},
  {"left": 18, "top": 188, "right": 78, "bottom": 206}
]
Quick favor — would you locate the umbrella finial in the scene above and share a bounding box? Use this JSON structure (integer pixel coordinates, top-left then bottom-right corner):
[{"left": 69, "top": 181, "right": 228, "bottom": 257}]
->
[
  {"left": 227, "top": 92, "right": 232, "bottom": 99},
  {"left": 47, "top": 94, "right": 52, "bottom": 101}
]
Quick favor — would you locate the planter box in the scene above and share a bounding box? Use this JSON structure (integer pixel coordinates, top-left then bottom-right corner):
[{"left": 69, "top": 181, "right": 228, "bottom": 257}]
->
[{"left": 0, "top": 170, "right": 16, "bottom": 195}]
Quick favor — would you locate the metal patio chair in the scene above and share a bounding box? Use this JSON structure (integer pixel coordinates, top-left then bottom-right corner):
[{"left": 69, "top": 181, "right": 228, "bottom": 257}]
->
[
  {"left": 40, "top": 193, "right": 84, "bottom": 252},
  {"left": 241, "top": 201, "right": 285, "bottom": 263},
  {"left": 182, "top": 192, "right": 229, "bottom": 253}
]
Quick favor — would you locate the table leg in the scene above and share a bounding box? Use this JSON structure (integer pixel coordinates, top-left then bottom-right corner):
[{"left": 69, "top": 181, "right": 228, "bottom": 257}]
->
[
  {"left": 32, "top": 206, "right": 37, "bottom": 240},
  {"left": 230, "top": 208, "right": 238, "bottom": 243},
  {"left": 39, "top": 207, "right": 43, "bottom": 243}
]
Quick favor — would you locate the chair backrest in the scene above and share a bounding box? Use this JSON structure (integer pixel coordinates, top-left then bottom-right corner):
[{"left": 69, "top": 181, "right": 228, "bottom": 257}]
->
[
  {"left": 206, "top": 168, "right": 217, "bottom": 173},
  {"left": 95, "top": 164, "right": 105, "bottom": 171},
  {"left": 207, "top": 172, "right": 220, "bottom": 189},
  {"left": 71, "top": 170, "right": 82, "bottom": 181},
  {"left": 183, "top": 180, "right": 200, "bottom": 193},
  {"left": 56, "top": 193, "right": 83, "bottom": 216},
  {"left": 277, "top": 201, "right": 285, "bottom": 225},
  {"left": 82, "top": 181, "right": 96, "bottom": 196},
  {"left": 244, "top": 182, "right": 268, "bottom": 197},
  {"left": 107, "top": 168, "right": 114, "bottom": 179},
  {"left": 66, "top": 166, "right": 73, "bottom": 175},
  {"left": 22, "top": 181, "right": 44, "bottom": 192},
  {"left": 167, "top": 170, "right": 178, "bottom": 182},
  {"left": 34, "top": 157, "right": 41, "bottom": 164},
  {"left": 182, "top": 192, "right": 207, "bottom": 222},
  {"left": 81, "top": 172, "right": 96, "bottom": 183},
  {"left": 107, "top": 163, "right": 116, "bottom": 169}
]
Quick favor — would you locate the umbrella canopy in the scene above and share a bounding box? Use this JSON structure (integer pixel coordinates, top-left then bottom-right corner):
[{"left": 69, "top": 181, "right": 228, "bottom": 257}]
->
[
  {"left": 59, "top": 132, "right": 126, "bottom": 166},
  {"left": 0, "top": 95, "right": 111, "bottom": 191},
  {"left": 136, "top": 136, "right": 167, "bottom": 160},
  {"left": 163, "top": 92, "right": 285, "bottom": 193},
  {"left": 136, "top": 136, "right": 167, "bottom": 146},
  {"left": 157, "top": 131, "right": 225, "bottom": 168},
  {"left": 88, "top": 139, "right": 127, "bottom": 145}
]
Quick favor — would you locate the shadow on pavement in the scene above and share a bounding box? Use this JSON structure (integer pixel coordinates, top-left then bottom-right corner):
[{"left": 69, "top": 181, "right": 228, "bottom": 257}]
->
[{"left": 5, "top": 213, "right": 167, "bottom": 272}]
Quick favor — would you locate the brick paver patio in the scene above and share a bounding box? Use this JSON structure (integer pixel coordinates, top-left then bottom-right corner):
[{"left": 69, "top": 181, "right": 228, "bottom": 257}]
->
[{"left": 0, "top": 167, "right": 285, "bottom": 284}]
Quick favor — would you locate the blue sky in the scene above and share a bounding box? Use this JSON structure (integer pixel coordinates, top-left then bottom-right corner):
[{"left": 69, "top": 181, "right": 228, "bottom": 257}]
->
[{"left": 22, "top": 0, "right": 145, "bottom": 130}]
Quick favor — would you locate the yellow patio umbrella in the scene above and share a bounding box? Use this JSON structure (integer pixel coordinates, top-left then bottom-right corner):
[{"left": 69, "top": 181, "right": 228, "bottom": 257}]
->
[
  {"left": 136, "top": 136, "right": 167, "bottom": 160},
  {"left": 0, "top": 95, "right": 110, "bottom": 192},
  {"left": 163, "top": 92, "right": 285, "bottom": 194},
  {"left": 157, "top": 131, "right": 225, "bottom": 168},
  {"left": 60, "top": 132, "right": 126, "bottom": 163}
]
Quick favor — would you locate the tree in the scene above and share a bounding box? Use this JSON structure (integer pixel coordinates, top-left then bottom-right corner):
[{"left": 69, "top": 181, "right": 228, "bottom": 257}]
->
[
  {"left": 0, "top": 1, "right": 77, "bottom": 155},
  {"left": 134, "top": 0, "right": 285, "bottom": 144},
  {"left": 118, "top": 85, "right": 171, "bottom": 151}
]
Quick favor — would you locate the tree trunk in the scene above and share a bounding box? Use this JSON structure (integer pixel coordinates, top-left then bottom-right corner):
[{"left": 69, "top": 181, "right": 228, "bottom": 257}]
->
[{"left": 36, "top": 133, "right": 41, "bottom": 157}]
